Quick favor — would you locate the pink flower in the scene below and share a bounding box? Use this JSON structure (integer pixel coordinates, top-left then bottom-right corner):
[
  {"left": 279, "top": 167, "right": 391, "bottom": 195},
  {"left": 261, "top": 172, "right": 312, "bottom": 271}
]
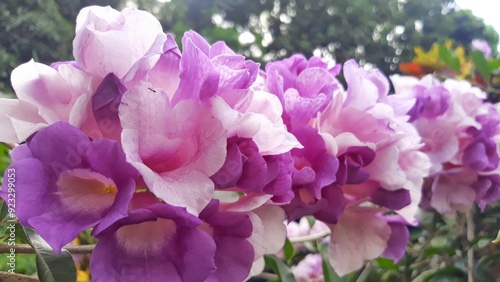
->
[
  {"left": 0, "top": 60, "right": 97, "bottom": 143},
  {"left": 118, "top": 82, "right": 227, "bottom": 215},
  {"left": 73, "top": 6, "right": 167, "bottom": 80},
  {"left": 318, "top": 60, "right": 430, "bottom": 222},
  {"left": 292, "top": 253, "right": 324, "bottom": 282},
  {"left": 392, "top": 75, "right": 500, "bottom": 213}
]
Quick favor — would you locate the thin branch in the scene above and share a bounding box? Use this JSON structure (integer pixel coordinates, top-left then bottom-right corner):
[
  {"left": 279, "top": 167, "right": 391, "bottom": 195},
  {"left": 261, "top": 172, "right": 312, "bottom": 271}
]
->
[
  {"left": 0, "top": 243, "right": 95, "bottom": 254},
  {"left": 0, "top": 271, "right": 38, "bottom": 282},
  {"left": 288, "top": 230, "right": 331, "bottom": 243},
  {"left": 1, "top": 143, "right": 17, "bottom": 150},
  {"left": 466, "top": 211, "right": 474, "bottom": 282}
]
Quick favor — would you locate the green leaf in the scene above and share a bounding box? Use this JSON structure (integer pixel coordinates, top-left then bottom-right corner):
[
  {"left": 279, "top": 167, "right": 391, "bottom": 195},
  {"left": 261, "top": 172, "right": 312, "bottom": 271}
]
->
[
  {"left": 24, "top": 227, "right": 77, "bottom": 282},
  {"left": 306, "top": 216, "right": 316, "bottom": 228},
  {"left": 422, "top": 246, "right": 455, "bottom": 258},
  {"left": 318, "top": 244, "right": 345, "bottom": 282},
  {"left": 438, "top": 45, "right": 461, "bottom": 73},
  {"left": 283, "top": 238, "right": 296, "bottom": 263},
  {"left": 376, "top": 257, "right": 398, "bottom": 271},
  {"left": 471, "top": 50, "right": 491, "bottom": 81},
  {"left": 488, "top": 59, "right": 500, "bottom": 72},
  {"left": 264, "top": 254, "right": 296, "bottom": 282}
]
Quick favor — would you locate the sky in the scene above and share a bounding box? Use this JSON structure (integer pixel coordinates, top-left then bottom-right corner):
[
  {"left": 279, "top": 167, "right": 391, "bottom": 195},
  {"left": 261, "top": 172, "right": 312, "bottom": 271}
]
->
[{"left": 454, "top": 0, "right": 500, "bottom": 50}]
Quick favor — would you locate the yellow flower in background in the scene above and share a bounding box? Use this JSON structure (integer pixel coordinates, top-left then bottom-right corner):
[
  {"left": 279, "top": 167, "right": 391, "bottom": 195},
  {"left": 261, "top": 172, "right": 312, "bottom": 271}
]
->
[
  {"left": 400, "top": 40, "right": 473, "bottom": 78},
  {"left": 77, "top": 269, "right": 91, "bottom": 282},
  {"left": 412, "top": 42, "right": 447, "bottom": 70}
]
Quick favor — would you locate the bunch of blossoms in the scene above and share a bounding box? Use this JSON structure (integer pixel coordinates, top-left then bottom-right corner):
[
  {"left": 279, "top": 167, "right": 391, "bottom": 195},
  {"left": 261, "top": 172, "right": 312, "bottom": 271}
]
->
[
  {"left": 391, "top": 75, "right": 500, "bottom": 215},
  {"left": 257, "top": 55, "right": 431, "bottom": 275},
  {"left": 0, "top": 6, "right": 303, "bottom": 281}
]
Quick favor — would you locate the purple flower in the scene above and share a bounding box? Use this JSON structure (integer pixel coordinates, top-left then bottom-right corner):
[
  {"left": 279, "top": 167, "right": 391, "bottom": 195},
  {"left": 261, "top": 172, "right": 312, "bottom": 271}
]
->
[
  {"left": 336, "top": 146, "right": 375, "bottom": 185},
  {"left": 284, "top": 184, "right": 345, "bottom": 224},
  {"left": 291, "top": 126, "right": 338, "bottom": 196},
  {"left": 171, "top": 31, "right": 259, "bottom": 104},
  {"left": 264, "top": 54, "right": 341, "bottom": 129},
  {"left": 282, "top": 126, "right": 342, "bottom": 222},
  {"left": 91, "top": 193, "right": 216, "bottom": 282},
  {"left": 380, "top": 216, "right": 411, "bottom": 262},
  {"left": 463, "top": 135, "right": 499, "bottom": 172},
  {"left": 472, "top": 175, "right": 500, "bottom": 211},
  {"left": 199, "top": 200, "right": 254, "bottom": 282},
  {"left": 211, "top": 137, "right": 295, "bottom": 202},
  {"left": 0, "top": 122, "right": 138, "bottom": 252},
  {"left": 407, "top": 85, "right": 450, "bottom": 121},
  {"left": 92, "top": 73, "right": 127, "bottom": 141}
]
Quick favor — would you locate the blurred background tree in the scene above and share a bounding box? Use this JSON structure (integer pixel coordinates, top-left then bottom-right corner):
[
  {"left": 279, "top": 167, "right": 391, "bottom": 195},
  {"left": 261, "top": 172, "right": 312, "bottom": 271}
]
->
[
  {"left": 0, "top": 0, "right": 120, "bottom": 95},
  {"left": 1, "top": 0, "right": 498, "bottom": 95}
]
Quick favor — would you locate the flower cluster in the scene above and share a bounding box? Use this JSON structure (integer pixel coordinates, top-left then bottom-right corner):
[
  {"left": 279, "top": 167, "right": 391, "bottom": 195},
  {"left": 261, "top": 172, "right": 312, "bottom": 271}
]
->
[
  {"left": 392, "top": 75, "right": 500, "bottom": 214},
  {"left": 0, "top": 5, "right": 498, "bottom": 281}
]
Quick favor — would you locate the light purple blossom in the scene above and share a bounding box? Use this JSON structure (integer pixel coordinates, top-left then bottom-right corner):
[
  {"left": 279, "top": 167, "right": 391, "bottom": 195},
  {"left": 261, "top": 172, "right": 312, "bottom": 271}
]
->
[{"left": 1, "top": 122, "right": 138, "bottom": 252}]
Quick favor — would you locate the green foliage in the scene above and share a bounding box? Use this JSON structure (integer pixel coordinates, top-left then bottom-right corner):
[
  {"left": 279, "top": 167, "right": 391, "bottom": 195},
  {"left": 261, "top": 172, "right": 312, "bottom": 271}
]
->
[
  {"left": 283, "top": 238, "right": 296, "bottom": 264},
  {"left": 471, "top": 50, "right": 491, "bottom": 81},
  {"left": 0, "top": 0, "right": 120, "bottom": 94},
  {"left": 319, "top": 244, "right": 345, "bottom": 282},
  {"left": 24, "top": 227, "right": 77, "bottom": 282},
  {"left": 263, "top": 254, "right": 296, "bottom": 282}
]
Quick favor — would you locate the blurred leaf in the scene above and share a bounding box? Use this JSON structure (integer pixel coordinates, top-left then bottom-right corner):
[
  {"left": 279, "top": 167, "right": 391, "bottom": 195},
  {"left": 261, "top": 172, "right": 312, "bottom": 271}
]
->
[
  {"left": 438, "top": 45, "right": 460, "bottom": 73},
  {"left": 427, "top": 267, "right": 466, "bottom": 282},
  {"left": 264, "top": 254, "right": 296, "bottom": 282},
  {"left": 430, "top": 235, "right": 448, "bottom": 248},
  {"left": 283, "top": 238, "right": 296, "bottom": 263},
  {"left": 422, "top": 246, "right": 455, "bottom": 258},
  {"left": 412, "top": 267, "right": 466, "bottom": 282},
  {"left": 492, "top": 229, "right": 500, "bottom": 244},
  {"left": 24, "top": 227, "right": 76, "bottom": 282},
  {"left": 488, "top": 59, "right": 500, "bottom": 72},
  {"left": 474, "top": 250, "right": 500, "bottom": 281},
  {"left": 319, "top": 245, "right": 345, "bottom": 282},
  {"left": 306, "top": 216, "right": 316, "bottom": 228},
  {"left": 376, "top": 257, "right": 398, "bottom": 271},
  {"left": 471, "top": 50, "right": 491, "bottom": 80}
]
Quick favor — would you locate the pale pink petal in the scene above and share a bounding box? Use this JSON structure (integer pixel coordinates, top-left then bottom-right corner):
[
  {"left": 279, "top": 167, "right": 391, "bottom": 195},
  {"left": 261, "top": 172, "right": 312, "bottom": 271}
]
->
[
  {"left": 430, "top": 171, "right": 476, "bottom": 214},
  {"left": 364, "top": 146, "right": 407, "bottom": 191},
  {"left": 77, "top": 29, "right": 133, "bottom": 78},
  {"left": 327, "top": 209, "right": 391, "bottom": 276},
  {"left": 11, "top": 60, "right": 72, "bottom": 123},
  {"left": 119, "top": 83, "right": 227, "bottom": 215},
  {"left": 0, "top": 99, "right": 46, "bottom": 143},
  {"left": 252, "top": 205, "right": 287, "bottom": 255}
]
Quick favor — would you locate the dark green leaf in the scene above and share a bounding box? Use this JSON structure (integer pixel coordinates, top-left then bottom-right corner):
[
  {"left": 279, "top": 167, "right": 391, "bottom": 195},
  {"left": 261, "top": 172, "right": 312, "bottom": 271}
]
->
[
  {"left": 471, "top": 50, "right": 491, "bottom": 81},
  {"left": 427, "top": 267, "right": 466, "bottom": 282},
  {"left": 24, "top": 227, "right": 76, "bottom": 282},
  {"left": 283, "top": 238, "right": 296, "bottom": 263},
  {"left": 422, "top": 246, "right": 455, "bottom": 258},
  {"left": 264, "top": 254, "right": 296, "bottom": 282}
]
